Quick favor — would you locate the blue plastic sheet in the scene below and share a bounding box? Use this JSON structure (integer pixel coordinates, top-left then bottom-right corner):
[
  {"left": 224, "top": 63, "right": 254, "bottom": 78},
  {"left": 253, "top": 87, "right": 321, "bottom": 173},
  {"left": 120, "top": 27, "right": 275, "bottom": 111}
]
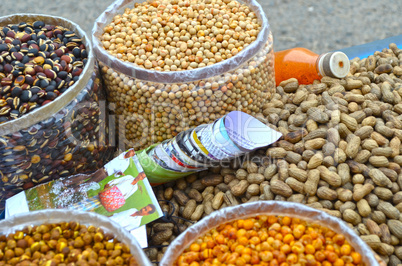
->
[{"left": 338, "top": 34, "right": 402, "bottom": 59}]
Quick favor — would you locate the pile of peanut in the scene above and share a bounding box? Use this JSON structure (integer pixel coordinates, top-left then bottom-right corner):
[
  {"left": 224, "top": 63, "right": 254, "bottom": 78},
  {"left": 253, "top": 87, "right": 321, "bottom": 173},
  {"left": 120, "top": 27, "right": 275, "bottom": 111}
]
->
[{"left": 147, "top": 43, "right": 402, "bottom": 265}]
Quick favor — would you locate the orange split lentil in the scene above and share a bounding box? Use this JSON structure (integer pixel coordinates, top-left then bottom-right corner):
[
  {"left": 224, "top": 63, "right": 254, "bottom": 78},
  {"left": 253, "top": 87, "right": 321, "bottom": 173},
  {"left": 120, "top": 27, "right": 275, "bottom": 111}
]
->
[{"left": 174, "top": 216, "right": 364, "bottom": 266}]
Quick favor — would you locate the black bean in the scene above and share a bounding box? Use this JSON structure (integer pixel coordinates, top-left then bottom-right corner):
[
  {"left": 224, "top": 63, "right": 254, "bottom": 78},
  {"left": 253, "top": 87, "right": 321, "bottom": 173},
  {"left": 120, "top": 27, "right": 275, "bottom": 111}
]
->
[
  {"left": 45, "top": 59, "right": 54, "bottom": 66},
  {"left": 5, "top": 97, "right": 13, "bottom": 106},
  {"left": 11, "top": 87, "right": 22, "bottom": 97},
  {"left": 33, "top": 21, "right": 45, "bottom": 29},
  {"left": 21, "top": 56, "right": 30, "bottom": 63},
  {"left": 29, "top": 94, "right": 39, "bottom": 102},
  {"left": 10, "top": 109, "right": 19, "bottom": 118},
  {"left": 25, "top": 75, "right": 34, "bottom": 85},
  {"left": 11, "top": 39, "right": 21, "bottom": 46},
  {"left": 0, "top": 44, "right": 8, "bottom": 52},
  {"left": 38, "top": 51, "right": 47, "bottom": 58},
  {"left": 30, "top": 86, "right": 40, "bottom": 94},
  {"left": 32, "top": 79, "right": 41, "bottom": 87},
  {"left": 56, "top": 80, "right": 65, "bottom": 89},
  {"left": 59, "top": 87, "right": 68, "bottom": 93},
  {"left": 0, "top": 86, "right": 11, "bottom": 95},
  {"left": 10, "top": 25, "right": 19, "bottom": 31},
  {"left": 64, "top": 31, "right": 75, "bottom": 38},
  {"left": 1, "top": 27, "right": 10, "bottom": 36},
  {"left": 9, "top": 47, "right": 18, "bottom": 53},
  {"left": 72, "top": 47, "right": 81, "bottom": 58},
  {"left": 45, "top": 85, "right": 56, "bottom": 92},
  {"left": 81, "top": 49, "right": 88, "bottom": 59},
  {"left": 46, "top": 92, "right": 57, "bottom": 100},
  {"left": 39, "top": 44, "right": 48, "bottom": 51},
  {"left": 18, "top": 22, "right": 27, "bottom": 29},
  {"left": 20, "top": 90, "right": 32, "bottom": 102},
  {"left": 16, "top": 63, "right": 25, "bottom": 70},
  {"left": 12, "top": 70, "right": 22, "bottom": 77},
  {"left": 39, "top": 79, "right": 49, "bottom": 88},
  {"left": 57, "top": 71, "right": 68, "bottom": 79},
  {"left": 24, "top": 27, "right": 33, "bottom": 34},
  {"left": 38, "top": 34, "right": 47, "bottom": 40},
  {"left": 27, "top": 48, "right": 39, "bottom": 57}
]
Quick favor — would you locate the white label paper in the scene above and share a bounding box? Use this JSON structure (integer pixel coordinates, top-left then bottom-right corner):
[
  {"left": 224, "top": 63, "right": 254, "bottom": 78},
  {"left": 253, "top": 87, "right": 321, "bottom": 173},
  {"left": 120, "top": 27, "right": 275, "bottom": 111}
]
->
[{"left": 224, "top": 111, "right": 282, "bottom": 151}]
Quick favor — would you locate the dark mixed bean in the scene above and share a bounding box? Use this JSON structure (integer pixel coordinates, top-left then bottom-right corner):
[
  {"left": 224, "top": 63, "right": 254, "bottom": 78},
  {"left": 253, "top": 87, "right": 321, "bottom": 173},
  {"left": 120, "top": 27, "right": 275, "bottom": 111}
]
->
[
  {"left": 0, "top": 71, "right": 114, "bottom": 211},
  {"left": 0, "top": 21, "right": 88, "bottom": 123},
  {"left": 0, "top": 20, "right": 114, "bottom": 211}
]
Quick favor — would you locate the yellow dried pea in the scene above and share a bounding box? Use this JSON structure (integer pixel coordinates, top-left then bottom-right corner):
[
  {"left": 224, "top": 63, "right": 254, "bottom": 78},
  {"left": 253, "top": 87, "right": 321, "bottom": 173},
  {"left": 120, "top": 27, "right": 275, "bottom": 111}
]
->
[
  {"left": 101, "top": 0, "right": 262, "bottom": 72},
  {"left": 175, "top": 215, "right": 364, "bottom": 266},
  {"left": 99, "top": 0, "right": 275, "bottom": 148},
  {"left": 0, "top": 222, "right": 138, "bottom": 265}
]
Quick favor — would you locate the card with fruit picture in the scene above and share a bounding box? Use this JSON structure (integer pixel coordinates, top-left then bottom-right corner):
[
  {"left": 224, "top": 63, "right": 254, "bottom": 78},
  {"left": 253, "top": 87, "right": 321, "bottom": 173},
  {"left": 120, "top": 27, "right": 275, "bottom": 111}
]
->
[{"left": 6, "top": 149, "right": 163, "bottom": 232}]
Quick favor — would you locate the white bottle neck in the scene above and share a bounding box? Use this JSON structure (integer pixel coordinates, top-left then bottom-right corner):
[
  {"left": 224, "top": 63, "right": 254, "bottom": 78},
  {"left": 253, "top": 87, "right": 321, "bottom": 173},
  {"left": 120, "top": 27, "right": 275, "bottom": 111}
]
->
[{"left": 317, "top": 52, "right": 350, "bottom": 79}]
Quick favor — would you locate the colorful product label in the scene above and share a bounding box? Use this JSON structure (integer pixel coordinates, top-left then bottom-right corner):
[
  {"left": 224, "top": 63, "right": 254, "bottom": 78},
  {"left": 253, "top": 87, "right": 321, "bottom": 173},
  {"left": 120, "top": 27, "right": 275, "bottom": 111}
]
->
[
  {"left": 198, "top": 122, "right": 231, "bottom": 160},
  {"left": 190, "top": 127, "right": 219, "bottom": 161},
  {"left": 137, "top": 111, "right": 283, "bottom": 184},
  {"left": 153, "top": 142, "right": 192, "bottom": 172}
]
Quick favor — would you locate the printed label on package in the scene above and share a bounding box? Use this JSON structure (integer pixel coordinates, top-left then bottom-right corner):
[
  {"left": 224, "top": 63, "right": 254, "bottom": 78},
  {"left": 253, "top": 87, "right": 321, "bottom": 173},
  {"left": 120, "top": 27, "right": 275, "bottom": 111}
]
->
[
  {"left": 178, "top": 129, "right": 213, "bottom": 166},
  {"left": 198, "top": 122, "right": 232, "bottom": 160},
  {"left": 191, "top": 127, "right": 219, "bottom": 161},
  {"left": 148, "top": 146, "right": 180, "bottom": 172},
  {"left": 211, "top": 118, "right": 243, "bottom": 156},
  {"left": 169, "top": 134, "right": 208, "bottom": 169},
  {"left": 153, "top": 143, "right": 191, "bottom": 172},
  {"left": 161, "top": 140, "right": 201, "bottom": 171}
]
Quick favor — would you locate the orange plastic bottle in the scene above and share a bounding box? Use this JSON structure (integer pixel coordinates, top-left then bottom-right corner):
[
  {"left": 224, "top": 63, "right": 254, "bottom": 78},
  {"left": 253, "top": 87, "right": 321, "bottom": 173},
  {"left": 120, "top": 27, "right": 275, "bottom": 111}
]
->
[{"left": 274, "top": 47, "right": 350, "bottom": 86}]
